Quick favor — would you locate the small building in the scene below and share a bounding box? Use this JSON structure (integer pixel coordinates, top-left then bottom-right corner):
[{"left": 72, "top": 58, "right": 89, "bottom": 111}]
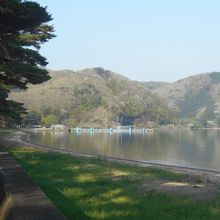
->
[{"left": 51, "top": 124, "right": 66, "bottom": 130}]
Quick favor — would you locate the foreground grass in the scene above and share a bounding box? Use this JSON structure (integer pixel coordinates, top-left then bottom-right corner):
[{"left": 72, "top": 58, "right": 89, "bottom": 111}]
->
[{"left": 9, "top": 148, "right": 220, "bottom": 220}]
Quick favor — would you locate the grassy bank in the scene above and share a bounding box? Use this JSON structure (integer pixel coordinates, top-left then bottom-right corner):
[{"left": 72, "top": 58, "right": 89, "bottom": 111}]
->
[{"left": 9, "top": 147, "right": 220, "bottom": 220}]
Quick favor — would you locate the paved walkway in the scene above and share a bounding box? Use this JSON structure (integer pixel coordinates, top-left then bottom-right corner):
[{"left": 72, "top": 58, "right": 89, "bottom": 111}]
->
[{"left": 0, "top": 151, "right": 67, "bottom": 220}]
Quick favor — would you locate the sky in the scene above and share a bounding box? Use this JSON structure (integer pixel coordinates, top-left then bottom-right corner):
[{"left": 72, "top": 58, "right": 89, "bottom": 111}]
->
[{"left": 36, "top": 0, "right": 220, "bottom": 82}]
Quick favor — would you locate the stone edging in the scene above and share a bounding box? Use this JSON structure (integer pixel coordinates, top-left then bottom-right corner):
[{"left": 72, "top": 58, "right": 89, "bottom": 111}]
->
[{"left": 0, "top": 151, "right": 67, "bottom": 220}]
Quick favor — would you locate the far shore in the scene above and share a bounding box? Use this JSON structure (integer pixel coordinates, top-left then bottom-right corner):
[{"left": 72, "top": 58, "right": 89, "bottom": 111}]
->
[{"left": 24, "top": 125, "right": 220, "bottom": 132}]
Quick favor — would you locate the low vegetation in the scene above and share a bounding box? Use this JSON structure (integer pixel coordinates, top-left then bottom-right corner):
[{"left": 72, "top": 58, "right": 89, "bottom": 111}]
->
[{"left": 9, "top": 147, "right": 220, "bottom": 220}]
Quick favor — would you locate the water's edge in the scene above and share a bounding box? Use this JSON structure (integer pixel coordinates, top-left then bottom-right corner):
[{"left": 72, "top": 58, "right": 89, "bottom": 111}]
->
[{"left": 6, "top": 129, "right": 220, "bottom": 175}]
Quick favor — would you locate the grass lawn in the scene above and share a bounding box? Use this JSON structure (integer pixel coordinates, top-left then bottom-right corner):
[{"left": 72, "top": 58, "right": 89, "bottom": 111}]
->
[{"left": 9, "top": 147, "right": 220, "bottom": 220}]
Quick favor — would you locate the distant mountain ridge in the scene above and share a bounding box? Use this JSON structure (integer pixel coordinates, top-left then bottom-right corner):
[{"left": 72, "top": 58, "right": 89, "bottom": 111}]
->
[
  {"left": 144, "top": 72, "right": 220, "bottom": 126},
  {"left": 9, "top": 67, "right": 178, "bottom": 127},
  {"left": 10, "top": 68, "right": 220, "bottom": 127}
]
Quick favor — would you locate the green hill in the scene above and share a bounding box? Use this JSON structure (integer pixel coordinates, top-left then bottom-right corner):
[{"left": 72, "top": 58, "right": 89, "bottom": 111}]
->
[
  {"left": 9, "top": 68, "right": 178, "bottom": 127},
  {"left": 144, "top": 72, "right": 220, "bottom": 127}
]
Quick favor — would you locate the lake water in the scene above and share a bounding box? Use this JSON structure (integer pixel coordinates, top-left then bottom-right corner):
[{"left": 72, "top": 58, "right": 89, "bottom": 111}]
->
[{"left": 28, "top": 129, "right": 220, "bottom": 171}]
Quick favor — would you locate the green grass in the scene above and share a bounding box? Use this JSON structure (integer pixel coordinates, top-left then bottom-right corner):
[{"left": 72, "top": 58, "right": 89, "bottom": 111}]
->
[{"left": 9, "top": 147, "right": 220, "bottom": 220}]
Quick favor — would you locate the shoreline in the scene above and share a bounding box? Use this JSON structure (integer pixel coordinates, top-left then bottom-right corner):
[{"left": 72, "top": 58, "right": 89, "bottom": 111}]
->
[
  {"left": 32, "top": 126, "right": 220, "bottom": 130},
  {"left": 3, "top": 129, "right": 220, "bottom": 184}
]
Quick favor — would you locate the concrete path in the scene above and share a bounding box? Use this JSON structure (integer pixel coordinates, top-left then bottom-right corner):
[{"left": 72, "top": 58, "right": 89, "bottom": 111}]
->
[{"left": 0, "top": 151, "right": 67, "bottom": 220}]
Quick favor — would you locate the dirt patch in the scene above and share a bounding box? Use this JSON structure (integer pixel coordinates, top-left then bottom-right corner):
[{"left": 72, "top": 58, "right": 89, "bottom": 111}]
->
[{"left": 141, "top": 174, "right": 220, "bottom": 200}]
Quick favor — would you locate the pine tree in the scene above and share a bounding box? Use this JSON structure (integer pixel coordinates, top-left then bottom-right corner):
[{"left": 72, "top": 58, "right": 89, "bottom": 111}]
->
[{"left": 0, "top": 0, "right": 55, "bottom": 122}]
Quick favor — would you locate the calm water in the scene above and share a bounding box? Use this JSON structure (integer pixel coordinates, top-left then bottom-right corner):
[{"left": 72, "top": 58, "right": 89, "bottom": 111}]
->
[{"left": 28, "top": 129, "right": 220, "bottom": 171}]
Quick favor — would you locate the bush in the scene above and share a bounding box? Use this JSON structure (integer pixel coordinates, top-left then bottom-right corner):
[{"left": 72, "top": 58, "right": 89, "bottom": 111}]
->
[{"left": 41, "top": 115, "right": 58, "bottom": 127}]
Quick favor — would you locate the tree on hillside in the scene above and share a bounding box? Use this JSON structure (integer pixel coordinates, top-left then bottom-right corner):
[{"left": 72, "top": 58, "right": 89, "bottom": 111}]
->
[
  {"left": 0, "top": 0, "right": 55, "bottom": 122},
  {"left": 41, "top": 114, "right": 58, "bottom": 127},
  {"left": 23, "top": 111, "right": 41, "bottom": 126}
]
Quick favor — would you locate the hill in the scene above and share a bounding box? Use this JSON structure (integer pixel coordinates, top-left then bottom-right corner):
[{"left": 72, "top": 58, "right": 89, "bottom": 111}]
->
[
  {"left": 9, "top": 68, "right": 178, "bottom": 127},
  {"left": 144, "top": 72, "right": 220, "bottom": 127}
]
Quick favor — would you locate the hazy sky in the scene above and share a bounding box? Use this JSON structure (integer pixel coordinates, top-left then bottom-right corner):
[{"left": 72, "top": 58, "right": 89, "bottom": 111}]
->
[{"left": 36, "top": 0, "right": 220, "bottom": 82}]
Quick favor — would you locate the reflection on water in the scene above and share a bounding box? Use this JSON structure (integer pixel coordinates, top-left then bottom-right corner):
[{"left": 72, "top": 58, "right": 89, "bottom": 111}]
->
[{"left": 29, "top": 129, "right": 220, "bottom": 171}]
